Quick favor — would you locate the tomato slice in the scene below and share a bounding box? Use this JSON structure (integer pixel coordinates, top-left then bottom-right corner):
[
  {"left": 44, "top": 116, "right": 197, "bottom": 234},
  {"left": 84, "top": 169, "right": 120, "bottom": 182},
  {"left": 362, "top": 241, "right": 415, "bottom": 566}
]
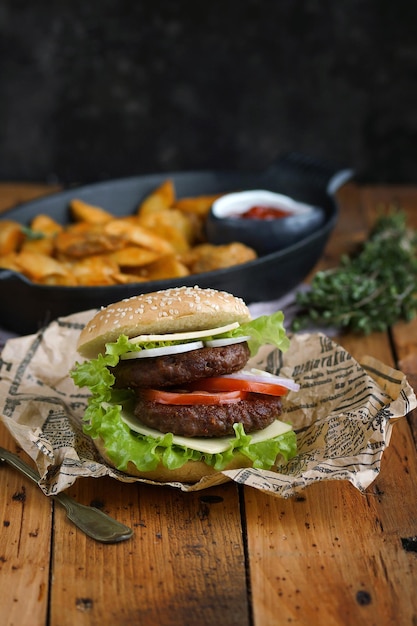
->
[
  {"left": 188, "top": 377, "right": 289, "bottom": 396},
  {"left": 141, "top": 388, "right": 245, "bottom": 405}
]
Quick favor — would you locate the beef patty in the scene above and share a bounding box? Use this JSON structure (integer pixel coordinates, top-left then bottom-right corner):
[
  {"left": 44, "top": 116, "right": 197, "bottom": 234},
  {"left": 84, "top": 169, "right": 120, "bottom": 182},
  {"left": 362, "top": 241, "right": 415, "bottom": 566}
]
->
[
  {"left": 134, "top": 392, "right": 282, "bottom": 437},
  {"left": 112, "top": 342, "right": 251, "bottom": 389}
]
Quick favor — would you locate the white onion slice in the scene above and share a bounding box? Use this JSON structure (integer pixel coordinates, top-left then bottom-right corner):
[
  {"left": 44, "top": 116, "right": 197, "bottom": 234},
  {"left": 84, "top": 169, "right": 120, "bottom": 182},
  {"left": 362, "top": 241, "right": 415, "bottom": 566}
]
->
[
  {"left": 222, "top": 368, "right": 300, "bottom": 391},
  {"left": 204, "top": 335, "right": 251, "bottom": 348},
  {"left": 129, "top": 322, "right": 240, "bottom": 344},
  {"left": 120, "top": 340, "right": 204, "bottom": 360}
]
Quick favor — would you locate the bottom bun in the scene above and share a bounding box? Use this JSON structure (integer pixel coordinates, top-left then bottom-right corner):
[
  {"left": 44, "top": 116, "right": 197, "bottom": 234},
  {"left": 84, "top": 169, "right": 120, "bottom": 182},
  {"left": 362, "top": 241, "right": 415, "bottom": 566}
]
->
[{"left": 93, "top": 436, "right": 253, "bottom": 484}]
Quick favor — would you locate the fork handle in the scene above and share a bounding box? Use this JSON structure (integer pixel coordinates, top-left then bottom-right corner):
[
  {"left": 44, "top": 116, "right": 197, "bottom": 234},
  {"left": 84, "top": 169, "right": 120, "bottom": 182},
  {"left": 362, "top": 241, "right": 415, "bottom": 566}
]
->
[
  {"left": 0, "top": 446, "right": 133, "bottom": 543},
  {"left": 0, "top": 446, "right": 41, "bottom": 484}
]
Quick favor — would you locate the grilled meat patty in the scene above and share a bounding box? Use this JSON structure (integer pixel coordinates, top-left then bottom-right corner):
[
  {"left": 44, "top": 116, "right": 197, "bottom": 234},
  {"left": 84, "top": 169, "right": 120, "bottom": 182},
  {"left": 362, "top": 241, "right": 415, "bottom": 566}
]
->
[
  {"left": 112, "top": 341, "right": 281, "bottom": 438},
  {"left": 111, "top": 342, "right": 251, "bottom": 389},
  {"left": 133, "top": 392, "right": 282, "bottom": 437}
]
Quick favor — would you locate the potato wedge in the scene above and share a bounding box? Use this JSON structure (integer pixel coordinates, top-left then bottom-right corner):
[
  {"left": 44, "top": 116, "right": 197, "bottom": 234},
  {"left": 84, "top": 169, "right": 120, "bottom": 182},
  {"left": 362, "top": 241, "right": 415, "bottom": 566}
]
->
[
  {"left": 0, "top": 181, "right": 258, "bottom": 287},
  {"left": 181, "top": 242, "right": 257, "bottom": 273},
  {"left": 0, "top": 252, "right": 21, "bottom": 272},
  {"left": 112, "top": 272, "right": 149, "bottom": 284},
  {"left": 137, "top": 209, "right": 193, "bottom": 253},
  {"left": 37, "top": 273, "right": 78, "bottom": 286},
  {"left": 104, "top": 220, "right": 174, "bottom": 254},
  {"left": 21, "top": 236, "right": 55, "bottom": 256},
  {"left": 0, "top": 220, "right": 24, "bottom": 254},
  {"left": 54, "top": 225, "right": 125, "bottom": 258},
  {"left": 14, "top": 251, "right": 71, "bottom": 281},
  {"left": 68, "top": 255, "right": 120, "bottom": 286},
  {"left": 138, "top": 255, "right": 190, "bottom": 280},
  {"left": 30, "top": 214, "right": 63, "bottom": 236},
  {"left": 70, "top": 198, "right": 114, "bottom": 224},
  {"left": 137, "top": 180, "right": 175, "bottom": 216},
  {"left": 109, "top": 246, "right": 162, "bottom": 267},
  {"left": 173, "top": 194, "right": 221, "bottom": 217}
]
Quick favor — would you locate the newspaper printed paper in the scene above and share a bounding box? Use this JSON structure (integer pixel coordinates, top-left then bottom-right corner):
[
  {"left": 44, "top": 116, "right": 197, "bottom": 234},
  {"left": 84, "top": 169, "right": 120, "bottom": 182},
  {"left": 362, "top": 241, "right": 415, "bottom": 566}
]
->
[{"left": 0, "top": 309, "right": 415, "bottom": 497}]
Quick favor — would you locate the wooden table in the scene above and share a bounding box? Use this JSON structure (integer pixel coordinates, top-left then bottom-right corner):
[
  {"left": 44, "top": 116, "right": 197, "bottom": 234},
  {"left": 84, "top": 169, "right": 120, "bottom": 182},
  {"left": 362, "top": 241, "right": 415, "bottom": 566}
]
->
[{"left": 1, "top": 182, "right": 417, "bottom": 626}]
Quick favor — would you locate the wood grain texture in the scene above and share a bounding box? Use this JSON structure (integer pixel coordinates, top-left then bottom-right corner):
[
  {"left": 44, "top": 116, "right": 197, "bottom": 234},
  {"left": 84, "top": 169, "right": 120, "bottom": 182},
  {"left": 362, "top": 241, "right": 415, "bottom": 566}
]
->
[
  {"left": 0, "top": 183, "right": 60, "bottom": 214},
  {"left": 245, "top": 184, "right": 417, "bottom": 626},
  {"left": 0, "top": 426, "right": 52, "bottom": 626},
  {"left": 245, "top": 329, "right": 417, "bottom": 625},
  {"left": 245, "top": 426, "right": 417, "bottom": 626},
  {"left": 1, "top": 182, "right": 417, "bottom": 626},
  {"left": 49, "top": 479, "right": 248, "bottom": 626}
]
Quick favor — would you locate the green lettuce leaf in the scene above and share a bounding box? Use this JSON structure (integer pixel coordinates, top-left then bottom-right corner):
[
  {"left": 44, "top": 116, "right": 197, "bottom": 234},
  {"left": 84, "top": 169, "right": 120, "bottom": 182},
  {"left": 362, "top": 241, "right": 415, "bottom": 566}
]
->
[
  {"left": 70, "top": 310, "right": 296, "bottom": 476},
  {"left": 80, "top": 399, "right": 297, "bottom": 473},
  {"left": 220, "top": 311, "right": 290, "bottom": 355},
  {"left": 71, "top": 355, "right": 297, "bottom": 474},
  {"left": 97, "top": 310, "right": 290, "bottom": 358}
]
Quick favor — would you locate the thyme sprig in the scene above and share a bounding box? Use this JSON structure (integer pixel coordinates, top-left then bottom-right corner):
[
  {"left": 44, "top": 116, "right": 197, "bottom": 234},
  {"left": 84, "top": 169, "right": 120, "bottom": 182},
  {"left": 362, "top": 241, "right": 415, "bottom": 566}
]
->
[
  {"left": 20, "top": 225, "right": 45, "bottom": 240},
  {"left": 292, "top": 209, "right": 417, "bottom": 334}
]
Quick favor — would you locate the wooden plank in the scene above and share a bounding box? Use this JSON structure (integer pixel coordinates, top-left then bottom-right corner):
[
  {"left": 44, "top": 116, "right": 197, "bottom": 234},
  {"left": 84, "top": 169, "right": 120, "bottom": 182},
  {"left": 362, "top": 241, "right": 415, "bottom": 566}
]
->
[
  {"left": 311, "top": 182, "right": 417, "bottom": 273},
  {"left": 358, "top": 184, "right": 417, "bottom": 441},
  {"left": 0, "top": 182, "right": 249, "bottom": 625},
  {"left": 0, "top": 183, "right": 60, "bottom": 214},
  {"left": 0, "top": 184, "right": 58, "bottom": 626},
  {"left": 307, "top": 182, "right": 367, "bottom": 276},
  {"left": 49, "top": 478, "right": 249, "bottom": 626},
  {"left": 392, "top": 317, "right": 417, "bottom": 444},
  {"left": 0, "top": 424, "right": 52, "bottom": 626},
  {"left": 360, "top": 184, "right": 417, "bottom": 225},
  {"left": 245, "top": 423, "right": 417, "bottom": 626},
  {"left": 2, "top": 181, "right": 417, "bottom": 626},
  {"left": 245, "top": 317, "right": 417, "bottom": 625}
]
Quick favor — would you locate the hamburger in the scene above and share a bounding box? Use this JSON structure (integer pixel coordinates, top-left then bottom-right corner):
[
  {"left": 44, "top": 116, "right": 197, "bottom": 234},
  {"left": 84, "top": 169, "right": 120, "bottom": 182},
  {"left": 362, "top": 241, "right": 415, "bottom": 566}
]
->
[{"left": 71, "top": 286, "right": 298, "bottom": 483}]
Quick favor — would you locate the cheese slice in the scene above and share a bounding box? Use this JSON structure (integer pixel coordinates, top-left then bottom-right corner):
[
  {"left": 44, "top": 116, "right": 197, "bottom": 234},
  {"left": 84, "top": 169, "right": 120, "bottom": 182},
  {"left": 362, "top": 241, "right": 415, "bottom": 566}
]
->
[
  {"left": 119, "top": 408, "right": 292, "bottom": 454},
  {"left": 128, "top": 322, "right": 240, "bottom": 344},
  {"left": 120, "top": 340, "right": 204, "bottom": 360}
]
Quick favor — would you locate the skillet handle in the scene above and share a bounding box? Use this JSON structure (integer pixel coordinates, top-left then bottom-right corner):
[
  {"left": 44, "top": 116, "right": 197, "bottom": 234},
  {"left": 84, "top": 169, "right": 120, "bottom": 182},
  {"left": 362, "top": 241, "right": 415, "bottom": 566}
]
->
[{"left": 263, "top": 151, "right": 354, "bottom": 196}]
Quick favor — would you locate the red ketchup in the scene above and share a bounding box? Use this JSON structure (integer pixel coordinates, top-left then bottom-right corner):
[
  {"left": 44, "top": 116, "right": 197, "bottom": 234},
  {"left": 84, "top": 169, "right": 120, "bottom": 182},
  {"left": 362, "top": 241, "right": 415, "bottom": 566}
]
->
[{"left": 239, "top": 205, "right": 292, "bottom": 220}]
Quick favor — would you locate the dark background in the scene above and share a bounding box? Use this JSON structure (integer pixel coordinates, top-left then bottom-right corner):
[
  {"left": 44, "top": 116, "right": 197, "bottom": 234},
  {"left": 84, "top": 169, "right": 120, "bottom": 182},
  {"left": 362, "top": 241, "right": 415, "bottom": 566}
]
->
[{"left": 1, "top": 0, "right": 416, "bottom": 186}]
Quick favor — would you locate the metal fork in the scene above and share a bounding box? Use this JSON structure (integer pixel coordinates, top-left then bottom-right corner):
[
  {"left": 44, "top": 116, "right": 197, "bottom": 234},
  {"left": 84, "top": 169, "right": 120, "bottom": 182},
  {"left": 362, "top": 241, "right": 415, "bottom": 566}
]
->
[{"left": 0, "top": 446, "right": 133, "bottom": 543}]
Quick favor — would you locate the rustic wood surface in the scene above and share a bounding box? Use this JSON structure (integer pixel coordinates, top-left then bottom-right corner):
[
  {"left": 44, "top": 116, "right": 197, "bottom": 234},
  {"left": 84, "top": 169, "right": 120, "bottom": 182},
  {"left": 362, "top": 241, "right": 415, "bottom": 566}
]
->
[{"left": 0, "top": 182, "right": 416, "bottom": 626}]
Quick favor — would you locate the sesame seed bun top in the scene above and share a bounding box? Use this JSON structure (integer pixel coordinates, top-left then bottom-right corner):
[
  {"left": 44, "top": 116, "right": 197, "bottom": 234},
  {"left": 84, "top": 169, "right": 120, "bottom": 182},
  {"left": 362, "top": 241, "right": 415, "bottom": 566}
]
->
[{"left": 76, "top": 286, "right": 252, "bottom": 358}]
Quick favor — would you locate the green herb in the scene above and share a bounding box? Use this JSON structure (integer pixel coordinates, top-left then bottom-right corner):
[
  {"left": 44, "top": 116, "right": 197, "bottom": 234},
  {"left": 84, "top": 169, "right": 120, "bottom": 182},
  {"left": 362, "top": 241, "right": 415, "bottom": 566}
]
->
[
  {"left": 292, "top": 209, "right": 417, "bottom": 334},
  {"left": 20, "top": 225, "right": 45, "bottom": 240}
]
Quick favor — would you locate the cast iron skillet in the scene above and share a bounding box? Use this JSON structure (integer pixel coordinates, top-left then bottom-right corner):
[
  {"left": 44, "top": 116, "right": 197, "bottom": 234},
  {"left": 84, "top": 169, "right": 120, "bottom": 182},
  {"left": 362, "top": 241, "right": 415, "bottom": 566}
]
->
[{"left": 0, "top": 152, "right": 353, "bottom": 335}]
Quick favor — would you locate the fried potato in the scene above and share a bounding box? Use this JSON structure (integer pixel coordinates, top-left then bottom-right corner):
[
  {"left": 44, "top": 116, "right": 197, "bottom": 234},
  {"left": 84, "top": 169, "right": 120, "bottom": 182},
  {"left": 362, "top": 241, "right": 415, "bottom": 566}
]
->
[
  {"left": 172, "top": 195, "right": 224, "bottom": 243},
  {"left": 112, "top": 272, "right": 149, "bottom": 284},
  {"left": 68, "top": 255, "right": 120, "bottom": 286},
  {"left": 37, "top": 273, "right": 78, "bottom": 286},
  {"left": 109, "top": 246, "right": 162, "bottom": 267},
  {"left": 138, "top": 255, "right": 190, "bottom": 280},
  {"left": 104, "top": 219, "right": 174, "bottom": 254},
  {"left": 173, "top": 194, "right": 221, "bottom": 217},
  {"left": 181, "top": 242, "right": 257, "bottom": 273},
  {"left": 13, "top": 251, "right": 71, "bottom": 281},
  {"left": 30, "top": 214, "right": 63, "bottom": 236},
  {"left": 21, "top": 214, "right": 62, "bottom": 255},
  {"left": 54, "top": 225, "right": 125, "bottom": 258},
  {"left": 0, "top": 220, "right": 24, "bottom": 255},
  {"left": 137, "top": 180, "right": 175, "bottom": 216},
  {"left": 0, "top": 252, "right": 21, "bottom": 272},
  {"left": 70, "top": 198, "right": 114, "bottom": 224},
  {"left": 137, "top": 209, "right": 194, "bottom": 253},
  {"left": 20, "top": 236, "right": 55, "bottom": 256},
  {"left": 0, "top": 180, "right": 257, "bottom": 287},
  {"left": 62, "top": 221, "right": 95, "bottom": 234}
]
